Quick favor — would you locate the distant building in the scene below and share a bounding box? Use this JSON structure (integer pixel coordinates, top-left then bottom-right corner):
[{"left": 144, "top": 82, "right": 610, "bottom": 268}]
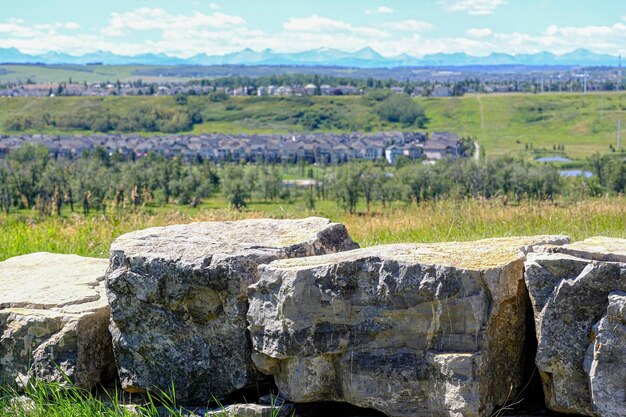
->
[
  {"left": 0, "top": 131, "right": 464, "bottom": 165},
  {"left": 304, "top": 84, "right": 317, "bottom": 95},
  {"left": 431, "top": 85, "right": 452, "bottom": 97},
  {"left": 385, "top": 146, "right": 404, "bottom": 164}
]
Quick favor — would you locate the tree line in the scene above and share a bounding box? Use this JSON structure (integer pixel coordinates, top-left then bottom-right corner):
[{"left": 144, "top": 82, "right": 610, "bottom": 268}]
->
[
  {"left": 4, "top": 92, "right": 428, "bottom": 133},
  {"left": 0, "top": 144, "right": 623, "bottom": 216},
  {"left": 5, "top": 101, "right": 202, "bottom": 133}
]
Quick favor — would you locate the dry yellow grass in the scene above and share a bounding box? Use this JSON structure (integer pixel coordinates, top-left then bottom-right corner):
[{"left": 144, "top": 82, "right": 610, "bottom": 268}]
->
[
  {"left": 342, "top": 198, "right": 625, "bottom": 246},
  {"left": 1, "top": 197, "right": 624, "bottom": 261}
]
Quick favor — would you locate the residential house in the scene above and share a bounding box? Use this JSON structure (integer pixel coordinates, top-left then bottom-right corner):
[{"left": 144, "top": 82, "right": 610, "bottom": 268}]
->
[
  {"left": 320, "top": 85, "right": 333, "bottom": 95},
  {"left": 0, "top": 142, "right": 10, "bottom": 158},
  {"left": 432, "top": 85, "right": 452, "bottom": 97},
  {"left": 385, "top": 146, "right": 404, "bottom": 164},
  {"left": 304, "top": 84, "right": 318, "bottom": 95},
  {"left": 330, "top": 144, "right": 349, "bottom": 164},
  {"left": 363, "top": 144, "right": 385, "bottom": 160},
  {"left": 403, "top": 144, "right": 424, "bottom": 159},
  {"left": 0, "top": 131, "right": 465, "bottom": 164}
]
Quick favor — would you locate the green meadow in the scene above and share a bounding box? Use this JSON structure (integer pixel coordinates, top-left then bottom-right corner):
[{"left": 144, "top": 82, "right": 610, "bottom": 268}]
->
[
  {"left": 0, "top": 65, "right": 186, "bottom": 84},
  {"left": 0, "top": 92, "right": 623, "bottom": 159},
  {"left": 423, "top": 92, "right": 626, "bottom": 158}
]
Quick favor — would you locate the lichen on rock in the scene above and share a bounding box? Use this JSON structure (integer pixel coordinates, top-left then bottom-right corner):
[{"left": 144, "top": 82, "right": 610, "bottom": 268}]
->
[
  {"left": 525, "top": 237, "right": 626, "bottom": 416},
  {"left": 0, "top": 252, "right": 114, "bottom": 389},
  {"left": 248, "top": 235, "right": 567, "bottom": 417},
  {"left": 584, "top": 291, "right": 626, "bottom": 417},
  {"left": 105, "top": 217, "right": 358, "bottom": 403}
]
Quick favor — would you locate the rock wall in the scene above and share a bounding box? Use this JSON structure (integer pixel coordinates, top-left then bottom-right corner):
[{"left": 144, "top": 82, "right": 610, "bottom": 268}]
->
[
  {"left": 247, "top": 236, "right": 568, "bottom": 417},
  {"left": 585, "top": 291, "right": 626, "bottom": 417},
  {"left": 524, "top": 237, "right": 626, "bottom": 417},
  {"left": 1, "top": 221, "right": 624, "bottom": 417},
  {"left": 105, "top": 217, "right": 358, "bottom": 404}
]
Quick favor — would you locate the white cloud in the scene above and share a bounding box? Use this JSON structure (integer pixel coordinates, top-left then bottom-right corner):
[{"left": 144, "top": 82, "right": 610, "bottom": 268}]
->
[
  {"left": 284, "top": 15, "right": 352, "bottom": 32},
  {"left": 103, "top": 8, "right": 245, "bottom": 36},
  {"left": 2, "top": 10, "right": 626, "bottom": 60},
  {"left": 283, "top": 15, "right": 388, "bottom": 38},
  {"left": 545, "top": 23, "right": 626, "bottom": 38},
  {"left": 365, "top": 6, "right": 394, "bottom": 15},
  {"left": 385, "top": 20, "right": 434, "bottom": 32},
  {"left": 442, "top": 0, "right": 506, "bottom": 15},
  {"left": 34, "top": 22, "right": 80, "bottom": 31},
  {"left": 0, "top": 10, "right": 256, "bottom": 57},
  {"left": 466, "top": 28, "right": 493, "bottom": 37},
  {"left": 0, "top": 21, "right": 38, "bottom": 38},
  {"left": 0, "top": 19, "right": 81, "bottom": 44},
  {"left": 209, "top": 3, "right": 220, "bottom": 10}
]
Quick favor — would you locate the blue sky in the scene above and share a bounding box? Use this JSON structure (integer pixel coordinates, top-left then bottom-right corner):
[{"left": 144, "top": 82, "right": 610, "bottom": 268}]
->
[{"left": 1, "top": 0, "right": 625, "bottom": 57}]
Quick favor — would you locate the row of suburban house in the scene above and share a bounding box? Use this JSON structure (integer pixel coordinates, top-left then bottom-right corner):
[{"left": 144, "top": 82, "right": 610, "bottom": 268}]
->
[
  {"left": 0, "top": 132, "right": 465, "bottom": 164},
  {"left": 0, "top": 82, "right": 453, "bottom": 98}
]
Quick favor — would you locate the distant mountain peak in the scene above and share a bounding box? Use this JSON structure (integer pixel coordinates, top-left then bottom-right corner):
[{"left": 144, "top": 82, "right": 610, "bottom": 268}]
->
[
  {"left": 0, "top": 47, "right": 620, "bottom": 68},
  {"left": 353, "top": 47, "right": 384, "bottom": 58}
]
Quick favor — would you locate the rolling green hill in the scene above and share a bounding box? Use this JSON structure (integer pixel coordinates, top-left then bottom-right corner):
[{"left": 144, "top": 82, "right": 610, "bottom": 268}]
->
[
  {"left": 423, "top": 93, "right": 625, "bottom": 158},
  {"left": 0, "top": 65, "right": 187, "bottom": 84},
  {"left": 0, "top": 92, "right": 624, "bottom": 159}
]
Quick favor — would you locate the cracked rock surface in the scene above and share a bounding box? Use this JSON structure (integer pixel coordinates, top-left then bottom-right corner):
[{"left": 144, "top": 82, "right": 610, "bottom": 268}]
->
[
  {"left": 0, "top": 252, "right": 113, "bottom": 389},
  {"left": 584, "top": 291, "right": 626, "bottom": 417},
  {"left": 249, "top": 236, "right": 568, "bottom": 417},
  {"left": 105, "top": 217, "right": 358, "bottom": 403},
  {"left": 525, "top": 237, "right": 626, "bottom": 416}
]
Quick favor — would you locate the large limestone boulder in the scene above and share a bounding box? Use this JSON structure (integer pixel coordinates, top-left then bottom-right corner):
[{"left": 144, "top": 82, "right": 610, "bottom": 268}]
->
[
  {"left": 0, "top": 253, "right": 113, "bottom": 389},
  {"left": 524, "top": 237, "right": 626, "bottom": 416},
  {"left": 105, "top": 217, "right": 358, "bottom": 403},
  {"left": 549, "top": 236, "right": 626, "bottom": 262},
  {"left": 584, "top": 292, "right": 626, "bottom": 417},
  {"left": 248, "top": 236, "right": 568, "bottom": 417}
]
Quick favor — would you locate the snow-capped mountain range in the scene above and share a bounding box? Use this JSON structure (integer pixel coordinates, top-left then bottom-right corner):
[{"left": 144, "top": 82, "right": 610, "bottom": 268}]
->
[{"left": 0, "top": 47, "right": 620, "bottom": 68}]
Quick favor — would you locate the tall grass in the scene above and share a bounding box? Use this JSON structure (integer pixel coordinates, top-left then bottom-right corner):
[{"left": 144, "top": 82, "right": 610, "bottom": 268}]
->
[
  {"left": 0, "top": 380, "right": 289, "bottom": 417},
  {"left": 347, "top": 197, "right": 626, "bottom": 246},
  {"left": 0, "top": 379, "right": 161, "bottom": 417},
  {"left": 1, "top": 197, "right": 624, "bottom": 261}
]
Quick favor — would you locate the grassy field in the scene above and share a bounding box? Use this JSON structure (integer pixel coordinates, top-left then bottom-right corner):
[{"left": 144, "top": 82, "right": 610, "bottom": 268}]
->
[
  {"left": 0, "top": 65, "right": 189, "bottom": 84},
  {"left": 0, "top": 92, "right": 624, "bottom": 159},
  {"left": 1, "top": 197, "right": 624, "bottom": 262},
  {"left": 0, "top": 64, "right": 372, "bottom": 84},
  {"left": 424, "top": 92, "right": 626, "bottom": 158}
]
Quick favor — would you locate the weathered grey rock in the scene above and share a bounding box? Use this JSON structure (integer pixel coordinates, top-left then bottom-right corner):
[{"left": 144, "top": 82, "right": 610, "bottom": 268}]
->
[
  {"left": 152, "top": 403, "right": 293, "bottom": 417},
  {"left": 524, "top": 237, "right": 626, "bottom": 416},
  {"left": 204, "top": 403, "right": 293, "bottom": 417},
  {"left": 0, "top": 253, "right": 114, "bottom": 389},
  {"left": 249, "top": 236, "right": 568, "bottom": 417},
  {"left": 584, "top": 292, "right": 626, "bottom": 417},
  {"left": 548, "top": 236, "right": 626, "bottom": 263},
  {"left": 106, "top": 217, "right": 358, "bottom": 403}
]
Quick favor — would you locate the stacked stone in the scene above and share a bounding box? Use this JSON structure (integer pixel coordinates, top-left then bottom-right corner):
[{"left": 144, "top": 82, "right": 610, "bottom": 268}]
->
[
  {"left": 2, "top": 221, "right": 624, "bottom": 417},
  {"left": 524, "top": 237, "right": 626, "bottom": 417},
  {"left": 247, "top": 236, "right": 568, "bottom": 417},
  {"left": 105, "top": 217, "right": 358, "bottom": 403}
]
